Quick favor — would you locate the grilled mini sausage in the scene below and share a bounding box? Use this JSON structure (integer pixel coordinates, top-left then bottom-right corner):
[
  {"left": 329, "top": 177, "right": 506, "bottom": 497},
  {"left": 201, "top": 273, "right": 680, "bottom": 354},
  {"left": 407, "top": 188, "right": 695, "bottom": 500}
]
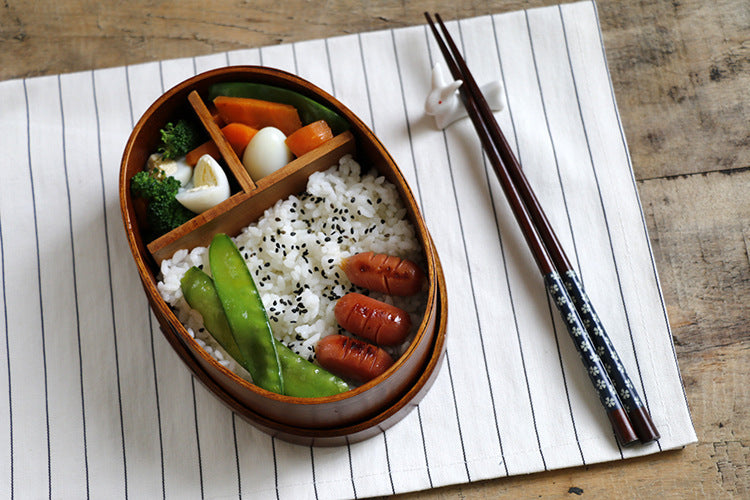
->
[
  {"left": 334, "top": 293, "right": 412, "bottom": 346},
  {"left": 341, "top": 251, "right": 424, "bottom": 296},
  {"left": 316, "top": 334, "right": 394, "bottom": 384}
]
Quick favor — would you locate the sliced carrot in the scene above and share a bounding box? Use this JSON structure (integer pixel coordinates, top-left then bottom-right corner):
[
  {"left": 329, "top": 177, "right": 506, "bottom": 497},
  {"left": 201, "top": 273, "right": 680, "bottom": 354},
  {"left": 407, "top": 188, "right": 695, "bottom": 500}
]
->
[
  {"left": 184, "top": 123, "right": 259, "bottom": 166},
  {"left": 284, "top": 120, "right": 334, "bottom": 157},
  {"left": 185, "top": 140, "right": 220, "bottom": 166},
  {"left": 221, "top": 123, "right": 258, "bottom": 156},
  {"left": 213, "top": 95, "right": 303, "bottom": 136}
]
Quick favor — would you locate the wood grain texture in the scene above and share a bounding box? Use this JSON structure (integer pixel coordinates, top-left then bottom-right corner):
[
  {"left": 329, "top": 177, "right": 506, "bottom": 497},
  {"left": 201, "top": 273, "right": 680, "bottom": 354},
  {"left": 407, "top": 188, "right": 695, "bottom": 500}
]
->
[
  {"left": 3, "top": 0, "right": 748, "bottom": 497},
  {"left": 598, "top": 0, "right": 750, "bottom": 179}
]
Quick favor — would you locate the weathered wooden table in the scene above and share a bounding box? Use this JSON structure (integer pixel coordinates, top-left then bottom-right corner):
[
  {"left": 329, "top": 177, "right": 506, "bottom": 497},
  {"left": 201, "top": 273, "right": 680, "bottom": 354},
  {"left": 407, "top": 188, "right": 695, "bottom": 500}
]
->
[{"left": 3, "top": 0, "right": 747, "bottom": 496}]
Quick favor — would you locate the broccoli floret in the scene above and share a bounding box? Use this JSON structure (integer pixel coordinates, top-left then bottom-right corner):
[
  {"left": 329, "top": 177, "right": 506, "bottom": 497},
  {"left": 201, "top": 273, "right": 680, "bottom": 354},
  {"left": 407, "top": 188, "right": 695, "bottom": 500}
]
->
[
  {"left": 158, "top": 119, "right": 200, "bottom": 160},
  {"left": 131, "top": 170, "right": 196, "bottom": 240}
]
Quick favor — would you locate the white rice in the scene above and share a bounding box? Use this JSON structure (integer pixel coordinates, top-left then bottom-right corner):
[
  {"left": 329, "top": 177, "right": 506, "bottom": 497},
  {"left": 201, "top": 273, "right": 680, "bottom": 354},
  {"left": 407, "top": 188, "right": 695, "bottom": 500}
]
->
[{"left": 157, "top": 155, "right": 426, "bottom": 377}]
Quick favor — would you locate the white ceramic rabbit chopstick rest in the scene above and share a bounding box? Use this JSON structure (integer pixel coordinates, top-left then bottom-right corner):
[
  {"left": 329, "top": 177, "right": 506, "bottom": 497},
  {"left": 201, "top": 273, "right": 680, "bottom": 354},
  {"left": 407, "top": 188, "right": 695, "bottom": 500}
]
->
[{"left": 424, "top": 62, "right": 506, "bottom": 129}]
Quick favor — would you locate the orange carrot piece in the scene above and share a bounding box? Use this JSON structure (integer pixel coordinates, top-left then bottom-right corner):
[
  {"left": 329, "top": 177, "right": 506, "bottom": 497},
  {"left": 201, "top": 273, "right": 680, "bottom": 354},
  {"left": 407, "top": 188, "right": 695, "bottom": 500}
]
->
[
  {"left": 185, "top": 140, "right": 221, "bottom": 166},
  {"left": 213, "top": 96, "right": 303, "bottom": 136},
  {"left": 284, "top": 120, "right": 334, "bottom": 157},
  {"left": 221, "top": 123, "right": 258, "bottom": 156}
]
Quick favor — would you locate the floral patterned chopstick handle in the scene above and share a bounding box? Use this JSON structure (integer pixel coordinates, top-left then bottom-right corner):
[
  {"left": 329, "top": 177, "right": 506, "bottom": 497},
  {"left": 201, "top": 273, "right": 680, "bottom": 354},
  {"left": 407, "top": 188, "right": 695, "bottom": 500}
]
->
[
  {"left": 561, "top": 270, "right": 659, "bottom": 443},
  {"left": 544, "top": 271, "right": 637, "bottom": 446}
]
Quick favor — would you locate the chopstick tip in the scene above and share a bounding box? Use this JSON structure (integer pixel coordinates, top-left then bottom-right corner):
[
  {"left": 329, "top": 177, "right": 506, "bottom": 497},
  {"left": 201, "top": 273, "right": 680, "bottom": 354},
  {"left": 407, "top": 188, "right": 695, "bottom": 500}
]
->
[
  {"left": 629, "top": 406, "right": 660, "bottom": 443},
  {"left": 608, "top": 408, "right": 639, "bottom": 446}
]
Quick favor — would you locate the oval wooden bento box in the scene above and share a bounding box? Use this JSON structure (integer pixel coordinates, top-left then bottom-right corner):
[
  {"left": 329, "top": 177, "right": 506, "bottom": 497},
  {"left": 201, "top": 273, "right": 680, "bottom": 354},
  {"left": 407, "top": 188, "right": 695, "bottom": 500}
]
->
[{"left": 119, "top": 66, "right": 447, "bottom": 445}]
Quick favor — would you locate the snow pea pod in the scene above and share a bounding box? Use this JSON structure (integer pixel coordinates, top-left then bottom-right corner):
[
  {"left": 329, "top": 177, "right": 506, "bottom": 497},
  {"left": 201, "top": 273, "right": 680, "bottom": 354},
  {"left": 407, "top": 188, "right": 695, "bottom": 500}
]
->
[
  {"left": 207, "top": 82, "right": 350, "bottom": 135},
  {"left": 209, "top": 233, "right": 284, "bottom": 394},
  {"left": 181, "top": 266, "right": 244, "bottom": 364},
  {"left": 180, "top": 266, "right": 349, "bottom": 397},
  {"left": 278, "top": 347, "right": 350, "bottom": 398}
]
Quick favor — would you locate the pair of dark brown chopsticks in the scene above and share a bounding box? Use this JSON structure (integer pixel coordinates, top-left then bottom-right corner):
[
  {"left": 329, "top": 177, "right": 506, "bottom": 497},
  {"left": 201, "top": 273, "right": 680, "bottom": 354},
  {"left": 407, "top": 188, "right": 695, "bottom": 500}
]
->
[{"left": 425, "top": 12, "right": 659, "bottom": 446}]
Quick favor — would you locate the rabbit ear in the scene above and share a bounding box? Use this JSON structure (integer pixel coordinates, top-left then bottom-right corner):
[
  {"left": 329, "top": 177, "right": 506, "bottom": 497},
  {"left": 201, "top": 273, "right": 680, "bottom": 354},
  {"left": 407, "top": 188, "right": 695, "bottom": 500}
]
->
[
  {"left": 431, "top": 62, "right": 448, "bottom": 88},
  {"left": 440, "top": 80, "right": 463, "bottom": 101}
]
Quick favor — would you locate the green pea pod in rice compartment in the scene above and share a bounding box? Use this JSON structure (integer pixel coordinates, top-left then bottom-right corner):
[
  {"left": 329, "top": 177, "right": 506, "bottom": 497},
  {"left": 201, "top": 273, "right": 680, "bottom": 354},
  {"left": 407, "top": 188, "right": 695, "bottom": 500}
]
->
[{"left": 208, "top": 233, "right": 284, "bottom": 394}]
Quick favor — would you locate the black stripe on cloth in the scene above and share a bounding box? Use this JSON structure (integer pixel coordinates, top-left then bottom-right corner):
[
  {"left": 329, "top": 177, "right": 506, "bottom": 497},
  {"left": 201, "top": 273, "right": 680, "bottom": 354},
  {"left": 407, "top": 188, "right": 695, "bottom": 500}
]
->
[
  {"left": 382, "top": 432, "right": 396, "bottom": 495},
  {"left": 309, "top": 447, "right": 318, "bottom": 500},
  {"left": 415, "top": 408, "right": 434, "bottom": 487},
  {"left": 357, "top": 34, "right": 377, "bottom": 132},
  {"left": 23, "top": 78, "right": 53, "bottom": 498},
  {"left": 443, "top": 355, "right": 470, "bottom": 480},
  {"left": 324, "top": 39, "right": 336, "bottom": 97},
  {"left": 190, "top": 378, "right": 205, "bottom": 499},
  {"left": 232, "top": 414, "right": 242, "bottom": 498},
  {"left": 271, "top": 436, "right": 280, "bottom": 500},
  {"left": 147, "top": 316, "right": 166, "bottom": 500},
  {"left": 390, "top": 29, "right": 426, "bottom": 209},
  {"left": 345, "top": 436, "right": 357, "bottom": 498},
  {"left": 292, "top": 43, "right": 300, "bottom": 74},
  {"left": 57, "top": 73, "right": 92, "bottom": 496},
  {"left": 0, "top": 216, "right": 14, "bottom": 498}
]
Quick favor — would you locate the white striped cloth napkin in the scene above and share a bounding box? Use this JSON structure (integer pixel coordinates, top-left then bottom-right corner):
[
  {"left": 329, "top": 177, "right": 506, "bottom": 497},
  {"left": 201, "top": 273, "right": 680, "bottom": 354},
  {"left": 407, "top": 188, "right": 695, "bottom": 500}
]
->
[{"left": 0, "top": 1, "right": 696, "bottom": 498}]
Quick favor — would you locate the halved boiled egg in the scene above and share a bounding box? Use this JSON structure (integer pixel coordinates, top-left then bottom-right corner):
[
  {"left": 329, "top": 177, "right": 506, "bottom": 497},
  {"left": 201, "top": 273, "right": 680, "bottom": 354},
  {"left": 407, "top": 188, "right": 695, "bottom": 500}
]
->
[
  {"left": 242, "top": 126, "right": 294, "bottom": 181},
  {"left": 147, "top": 153, "right": 193, "bottom": 186},
  {"left": 175, "top": 154, "right": 231, "bottom": 213}
]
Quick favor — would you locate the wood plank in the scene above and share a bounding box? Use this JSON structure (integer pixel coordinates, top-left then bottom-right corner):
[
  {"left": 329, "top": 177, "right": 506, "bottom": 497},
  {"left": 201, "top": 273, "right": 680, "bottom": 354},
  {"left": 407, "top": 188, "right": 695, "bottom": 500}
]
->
[
  {"left": 639, "top": 168, "right": 750, "bottom": 352},
  {"left": 0, "top": 0, "right": 560, "bottom": 81},
  {"left": 599, "top": 0, "right": 750, "bottom": 179}
]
